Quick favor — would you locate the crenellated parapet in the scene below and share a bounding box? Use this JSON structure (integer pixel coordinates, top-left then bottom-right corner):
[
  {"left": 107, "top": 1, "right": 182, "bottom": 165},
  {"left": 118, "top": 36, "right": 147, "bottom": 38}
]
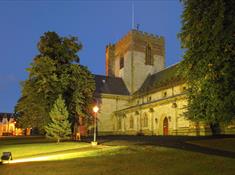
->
[{"left": 113, "top": 29, "right": 165, "bottom": 57}]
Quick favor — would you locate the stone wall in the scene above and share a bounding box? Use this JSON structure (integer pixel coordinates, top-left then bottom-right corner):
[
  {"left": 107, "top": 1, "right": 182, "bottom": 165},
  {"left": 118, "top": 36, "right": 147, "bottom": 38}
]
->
[
  {"left": 105, "top": 44, "right": 115, "bottom": 77},
  {"left": 105, "top": 30, "right": 165, "bottom": 94},
  {"left": 97, "top": 94, "right": 129, "bottom": 135},
  {"left": 112, "top": 82, "right": 212, "bottom": 136}
]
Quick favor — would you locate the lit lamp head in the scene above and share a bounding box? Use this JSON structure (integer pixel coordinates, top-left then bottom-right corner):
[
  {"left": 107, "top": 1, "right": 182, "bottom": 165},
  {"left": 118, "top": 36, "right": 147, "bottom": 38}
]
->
[{"left": 93, "top": 106, "right": 99, "bottom": 113}]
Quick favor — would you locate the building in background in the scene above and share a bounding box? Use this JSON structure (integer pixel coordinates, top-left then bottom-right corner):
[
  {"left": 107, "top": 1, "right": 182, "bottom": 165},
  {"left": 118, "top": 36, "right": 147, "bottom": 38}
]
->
[
  {"left": 0, "top": 113, "right": 23, "bottom": 136},
  {"left": 94, "top": 30, "right": 235, "bottom": 136}
]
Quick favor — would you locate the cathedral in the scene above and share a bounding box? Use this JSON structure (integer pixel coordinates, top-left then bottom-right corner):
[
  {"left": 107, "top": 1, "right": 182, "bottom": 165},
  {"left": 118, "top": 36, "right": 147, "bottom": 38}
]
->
[{"left": 93, "top": 30, "right": 235, "bottom": 136}]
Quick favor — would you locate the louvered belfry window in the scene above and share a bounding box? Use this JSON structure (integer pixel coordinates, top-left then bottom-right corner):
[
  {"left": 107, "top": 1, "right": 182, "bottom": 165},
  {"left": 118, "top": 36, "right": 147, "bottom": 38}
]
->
[{"left": 145, "top": 44, "right": 153, "bottom": 65}]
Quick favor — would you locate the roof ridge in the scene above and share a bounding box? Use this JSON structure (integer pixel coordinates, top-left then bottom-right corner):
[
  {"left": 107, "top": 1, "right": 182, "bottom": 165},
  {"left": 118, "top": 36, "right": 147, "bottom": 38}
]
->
[
  {"left": 152, "top": 62, "right": 180, "bottom": 75},
  {"left": 94, "top": 74, "right": 124, "bottom": 80}
]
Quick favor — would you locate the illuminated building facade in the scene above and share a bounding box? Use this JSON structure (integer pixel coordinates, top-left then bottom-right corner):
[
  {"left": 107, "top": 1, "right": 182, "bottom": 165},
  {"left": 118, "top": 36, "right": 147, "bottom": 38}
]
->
[
  {"left": 94, "top": 30, "right": 235, "bottom": 136},
  {"left": 0, "top": 113, "right": 22, "bottom": 136}
]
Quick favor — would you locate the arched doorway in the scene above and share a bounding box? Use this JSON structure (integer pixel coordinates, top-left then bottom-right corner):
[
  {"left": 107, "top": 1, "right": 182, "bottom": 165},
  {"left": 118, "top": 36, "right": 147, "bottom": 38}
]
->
[{"left": 163, "top": 117, "right": 168, "bottom": 135}]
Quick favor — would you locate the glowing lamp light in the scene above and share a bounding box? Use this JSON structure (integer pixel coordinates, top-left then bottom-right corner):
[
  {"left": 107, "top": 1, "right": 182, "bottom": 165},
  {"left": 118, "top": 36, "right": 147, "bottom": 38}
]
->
[
  {"left": 93, "top": 106, "right": 99, "bottom": 113},
  {"left": 92, "top": 105, "right": 99, "bottom": 145}
]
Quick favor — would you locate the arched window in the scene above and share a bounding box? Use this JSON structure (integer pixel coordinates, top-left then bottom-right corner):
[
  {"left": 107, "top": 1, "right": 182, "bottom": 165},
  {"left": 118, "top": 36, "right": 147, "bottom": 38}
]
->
[
  {"left": 120, "top": 55, "right": 124, "bottom": 69},
  {"left": 145, "top": 44, "right": 153, "bottom": 65},
  {"left": 143, "top": 113, "right": 148, "bottom": 127},
  {"left": 118, "top": 118, "right": 122, "bottom": 130},
  {"left": 129, "top": 115, "right": 134, "bottom": 129}
]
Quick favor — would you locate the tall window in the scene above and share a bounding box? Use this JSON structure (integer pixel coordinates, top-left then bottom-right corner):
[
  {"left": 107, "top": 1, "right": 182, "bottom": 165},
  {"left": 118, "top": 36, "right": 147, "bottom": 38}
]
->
[
  {"left": 3, "top": 125, "right": 7, "bottom": 132},
  {"left": 120, "top": 56, "right": 124, "bottom": 69},
  {"left": 163, "top": 91, "right": 167, "bottom": 97},
  {"left": 147, "top": 96, "right": 152, "bottom": 102},
  {"left": 145, "top": 44, "right": 153, "bottom": 65},
  {"left": 143, "top": 113, "right": 148, "bottom": 127},
  {"left": 129, "top": 115, "right": 134, "bottom": 129},
  {"left": 118, "top": 118, "right": 122, "bottom": 130}
]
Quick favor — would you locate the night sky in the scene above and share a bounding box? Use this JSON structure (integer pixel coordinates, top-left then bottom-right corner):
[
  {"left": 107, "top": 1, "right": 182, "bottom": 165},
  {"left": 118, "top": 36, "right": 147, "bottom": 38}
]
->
[{"left": 0, "top": 1, "right": 183, "bottom": 112}]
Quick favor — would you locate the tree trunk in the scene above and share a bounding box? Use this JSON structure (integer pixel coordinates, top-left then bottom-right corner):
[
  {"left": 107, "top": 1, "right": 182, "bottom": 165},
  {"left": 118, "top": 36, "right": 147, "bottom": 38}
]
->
[
  {"left": 73, "top": 117, "right": 80, "bottom": 140},
  {"left": 210, "top": 122, "right": 221, "bottom": 135}
]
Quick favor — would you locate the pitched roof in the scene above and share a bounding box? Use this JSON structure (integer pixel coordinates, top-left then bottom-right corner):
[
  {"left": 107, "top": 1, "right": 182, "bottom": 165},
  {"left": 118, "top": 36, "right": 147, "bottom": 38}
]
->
[
  {"left": 94, "top": 75, "right": 129, "bottom": 96},
  {"left": 134, "top": 63, "right": 183, "bottom": 95},
  {"left": 0, "top": 113, "right": 15, "bottom": 122}
]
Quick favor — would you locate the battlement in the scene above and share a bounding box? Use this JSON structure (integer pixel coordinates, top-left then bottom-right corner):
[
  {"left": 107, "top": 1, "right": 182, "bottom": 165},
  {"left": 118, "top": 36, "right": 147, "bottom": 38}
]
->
[
  {"left": 111, "top": 30, "right": 165, "bottom": 57},
  {"left": 114, "top": 29, "right": 164, "bottom": 48},
  {"left": 131, "top": 29, "right": 164, "bottom": 42},
  {"left": 106, "top": 43, "right": 115, "bottom": 50}
]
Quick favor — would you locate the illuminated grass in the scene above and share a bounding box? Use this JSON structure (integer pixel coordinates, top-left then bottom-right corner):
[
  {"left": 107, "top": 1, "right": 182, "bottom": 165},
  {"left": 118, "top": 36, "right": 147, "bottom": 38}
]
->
[
  {"left": 4, "top": 145, "right": 126, "bottom": 164},
  {"left": 0, "top": 137, "right": 126, "bottom": 164},
  {"left": 0, "top": 141, "right": 90, "bottom": 159},
  {"left": 0, "top": 137, "right": 235, "bottom": 175}
]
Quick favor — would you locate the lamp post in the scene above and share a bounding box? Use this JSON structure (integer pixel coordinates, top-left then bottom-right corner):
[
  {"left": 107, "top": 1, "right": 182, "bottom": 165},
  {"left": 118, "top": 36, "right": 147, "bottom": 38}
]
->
[{"left": 92, "top": 105, "right": 99, "bottom": 146}]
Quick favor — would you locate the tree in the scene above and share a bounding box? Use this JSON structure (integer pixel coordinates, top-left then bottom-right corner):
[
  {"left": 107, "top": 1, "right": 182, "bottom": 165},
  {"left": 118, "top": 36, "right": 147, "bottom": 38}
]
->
[
  {"left": 15, "top": 32, "right": 95, "bottom": 133},
  {"left": 45, "top": 95, "right": 71, "bottom": 143},
  {"left": 179, "top": 0, "right": 235, "bottom": 134}
]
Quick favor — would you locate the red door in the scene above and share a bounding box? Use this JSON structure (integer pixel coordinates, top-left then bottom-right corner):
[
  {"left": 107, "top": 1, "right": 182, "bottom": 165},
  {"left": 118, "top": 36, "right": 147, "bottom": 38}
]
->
[{"left": 163, "top": 117, "right": 168, "bottom": 135}]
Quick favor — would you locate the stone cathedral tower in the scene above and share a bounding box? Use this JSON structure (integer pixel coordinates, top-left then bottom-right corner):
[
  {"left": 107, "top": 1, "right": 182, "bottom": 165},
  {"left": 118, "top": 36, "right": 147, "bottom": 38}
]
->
[{"left": 105, "top": 29, "right": 165, "bottom": 94}]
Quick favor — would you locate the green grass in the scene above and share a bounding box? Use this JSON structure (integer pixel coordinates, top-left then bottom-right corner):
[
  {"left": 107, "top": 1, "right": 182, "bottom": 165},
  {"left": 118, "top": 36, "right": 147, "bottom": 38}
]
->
[
  {"left": 0, "top": 136, "right": 53, "bottom": 145},
  {"left": 0, "top": 136, "right": 91, "bottom": 159},
  {"left": 0, "top": 137, "right": 235, "bottom": 175},
  {"left": 188, "top": 138, "right": 235, "bottom": 152}
]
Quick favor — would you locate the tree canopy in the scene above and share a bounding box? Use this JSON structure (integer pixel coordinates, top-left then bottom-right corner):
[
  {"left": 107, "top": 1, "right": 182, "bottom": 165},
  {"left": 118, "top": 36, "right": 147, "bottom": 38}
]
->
[
  {"left": 15, "top": 32, "right": 95, "bottom": 133},
  {"left": 179, "top": 0, "right": 235, "bottom": 130}
]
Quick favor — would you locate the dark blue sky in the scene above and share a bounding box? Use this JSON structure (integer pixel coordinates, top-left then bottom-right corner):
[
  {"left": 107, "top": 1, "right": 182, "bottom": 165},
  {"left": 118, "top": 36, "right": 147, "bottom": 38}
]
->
[{"left": 0, "top": 1, "right": 183, "bottom": 112}]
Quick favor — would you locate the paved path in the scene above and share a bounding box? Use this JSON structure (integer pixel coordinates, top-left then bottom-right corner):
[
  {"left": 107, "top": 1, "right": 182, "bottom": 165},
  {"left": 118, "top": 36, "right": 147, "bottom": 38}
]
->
[{"left": 85, "top": 135, "right": 235, "bottom": 159}]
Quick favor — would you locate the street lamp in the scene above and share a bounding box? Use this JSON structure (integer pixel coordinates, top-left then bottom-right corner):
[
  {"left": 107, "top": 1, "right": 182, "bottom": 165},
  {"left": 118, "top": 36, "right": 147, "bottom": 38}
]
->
[{"left": 91, "top": 105, "right": 99, "bottom": 146}]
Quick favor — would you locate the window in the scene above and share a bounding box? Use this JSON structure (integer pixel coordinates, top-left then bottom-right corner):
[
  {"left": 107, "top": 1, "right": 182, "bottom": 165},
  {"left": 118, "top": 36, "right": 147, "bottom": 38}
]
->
[
  {"left": 143, "top": 113, "right": 148, "bottom": 127},
  {"left": 3, "top": 125, "right": 6, "bottom": 132},
  {"left": 182, "top": 86, "right": 187, "bottom": 92},
  {"left": 163, "top": 92, "right": 167, "bottom": 97},
  {"left": 145, "top": 44, "right": 153, "bottom": 65},
  {"left": 10, "top": 126, "right": 14, "bottom": 132},
  {"left": 147, "top": 96, "right": 152, "bottom": 102},
  {"left": 118, "top": 118, "right": 122, "bottom": 130},
  {"left": 129, "top": 116, "right": 134, "bottom": 129},
  {"left": 168, "top": 116, "right": 171, "bottom": 122},
  {"left": 120, "top": 56, "right": 124, "bottom": 69}
]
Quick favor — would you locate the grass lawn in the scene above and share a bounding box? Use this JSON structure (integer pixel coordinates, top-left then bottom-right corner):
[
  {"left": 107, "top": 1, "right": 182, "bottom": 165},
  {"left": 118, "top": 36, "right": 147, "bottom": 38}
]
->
[
  {"left": 187, "top": 138, "right": 235, "bottom": 153},
  {"left": 0, "top": 137, "right": 90, "bottom": 159},
  {"left": 0, "top": 137, "right": 235, "bottom": 175}
]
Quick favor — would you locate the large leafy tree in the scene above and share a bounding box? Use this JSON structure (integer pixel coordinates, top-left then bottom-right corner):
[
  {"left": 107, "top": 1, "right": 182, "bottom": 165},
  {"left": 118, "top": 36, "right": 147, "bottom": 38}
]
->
[
  {"left": 179, "top": 0, "right": 235, "bottom": 133},
  {"left": 15, "top": 32, "right": 95, "bottom": 133},
  {"left": 45, "top": 95, "right": 71, "bottom": 143}
]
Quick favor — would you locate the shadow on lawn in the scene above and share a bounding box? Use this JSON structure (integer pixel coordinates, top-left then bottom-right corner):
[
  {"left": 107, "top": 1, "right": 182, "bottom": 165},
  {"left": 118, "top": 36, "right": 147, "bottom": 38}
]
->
[{"left": 84, "top": 135, "right": 235, "bottom": 159}]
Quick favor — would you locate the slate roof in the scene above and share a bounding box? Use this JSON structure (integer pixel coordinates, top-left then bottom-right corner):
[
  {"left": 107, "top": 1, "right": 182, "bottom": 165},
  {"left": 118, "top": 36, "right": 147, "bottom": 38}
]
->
[
  {"left": 0, "top": 113, "right": 15, "bottom": 122},
  {"left": 94, "top": 75, "right": 129, "bottom": 96},
  {"left": 134, "top": 63, "right": 183, "bottom": 95}
]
